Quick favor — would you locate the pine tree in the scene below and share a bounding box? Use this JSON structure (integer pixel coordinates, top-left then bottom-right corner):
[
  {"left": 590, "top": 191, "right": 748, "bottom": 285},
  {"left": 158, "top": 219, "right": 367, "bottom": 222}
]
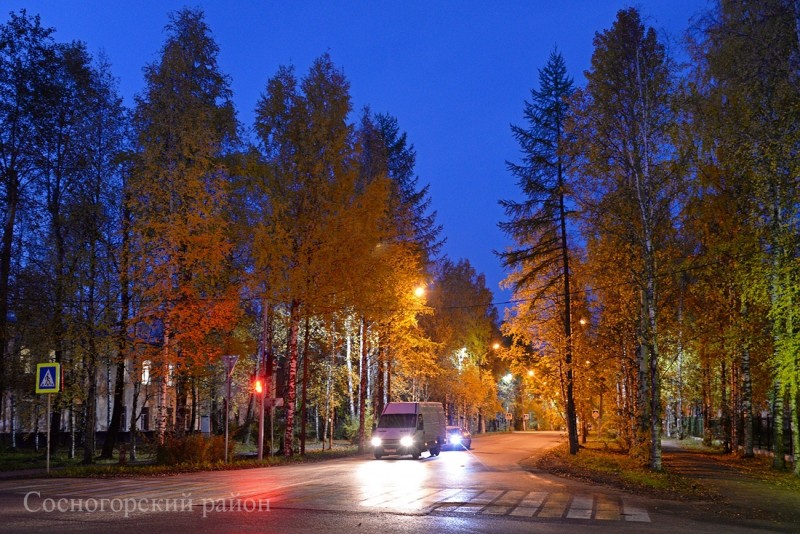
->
[{"left": 498, "top": 49, "right": 580, "bottom": 454}]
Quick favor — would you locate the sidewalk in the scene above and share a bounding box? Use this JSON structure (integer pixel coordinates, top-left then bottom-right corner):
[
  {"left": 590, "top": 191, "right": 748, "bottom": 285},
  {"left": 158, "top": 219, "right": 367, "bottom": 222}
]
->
[{"left": 661, "top": 439, "right": 800, "bottom": 529}]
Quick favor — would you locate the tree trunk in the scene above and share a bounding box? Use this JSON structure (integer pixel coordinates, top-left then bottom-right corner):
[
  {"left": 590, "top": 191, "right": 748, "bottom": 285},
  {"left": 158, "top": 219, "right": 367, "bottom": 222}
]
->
[
  {"left": 157, "top": 332, "right": 169, "bottom": 445},
  {"left": 374, "top": 338, "right": 385, "bottom": 421},
  {"left": 357, "top": 317, "right": 368, "bottom": 452},
  {"left": 346, "top": 332, "right": 355, "bottom": 417},
  {"left": 636, "top": 290, "right": 651, "bottom": 455},
  {"left": 0, "top": 171, "right": 18, "bottom": 417},
  {"left": 175, "top": 370, "right": 188, "bottom": 438},
  {"left": 283, "top": 300, "right": 300, "bottom": 457},
  {"left": 82, "top": 352, "right": 97, "bottom": 464},
  {"left": 792, "top": 389, "right": 799, "bottom": 477},
  {"left": 721, "top": 359, "right": 731, "bottom": 453},
  {"left": 100, "top": 361, "right": 125, "bottom": 459},
  {"left": 300, "top": 315, "right": 310, "bottom": 455},
  {"left": 129, "top": 382, "right": 141, "bottom": 461},
  {"left": 772, "top": 382, "right": 785, "bottom": 470},
  {"left": 740, "top": 338, "right": 754, "bottom": 457},
  {"left": 190, "top": 376, "right": 197, "bottom": 433}
]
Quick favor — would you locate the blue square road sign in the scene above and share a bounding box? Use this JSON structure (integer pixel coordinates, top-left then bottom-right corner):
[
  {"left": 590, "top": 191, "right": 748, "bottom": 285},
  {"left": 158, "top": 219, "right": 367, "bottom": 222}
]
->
[{"left": 35, "top": 363, "right": 61, "bottom": 394}]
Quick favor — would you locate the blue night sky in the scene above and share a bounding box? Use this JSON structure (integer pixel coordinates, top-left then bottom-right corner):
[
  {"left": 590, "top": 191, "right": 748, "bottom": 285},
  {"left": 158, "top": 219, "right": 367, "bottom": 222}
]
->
[{"left": 7, "top": 1, "right": 709, "bottom": 306}]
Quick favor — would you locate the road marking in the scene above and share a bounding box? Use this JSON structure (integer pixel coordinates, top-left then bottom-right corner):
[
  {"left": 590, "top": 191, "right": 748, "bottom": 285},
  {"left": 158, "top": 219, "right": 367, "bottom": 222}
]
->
[
  {"left": 0, "top": 476, "right": 651, "bottom": 524},
  {"left": 566, "top": 495, "right": 594, "bottom": 519},
  {"left": 595, "top": 494, "right": 622, "bottom": 520},
  {"left": 483, "top": 489, "right": 526, "bottom": 515},
  {"left": 537, "top": 492, "right": 570, "bottom": 518},
  {"left": 431, "top": 490, "right": 650, "bottom": 523},
  {"left": 622, "top": 501, "right": 651, "bottom": 522},
  {"left": 433, "top": 489, "right": 482, "bottom": 512},
  {"left": 452, "top": 489, "right": 503, "bottom": 513},
  {"left": 509, "top": 490, "right": 547, "bottom": 517}
]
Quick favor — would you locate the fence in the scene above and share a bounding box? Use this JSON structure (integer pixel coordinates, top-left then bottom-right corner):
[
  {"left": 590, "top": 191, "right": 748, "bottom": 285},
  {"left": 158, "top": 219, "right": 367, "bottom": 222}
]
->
[{"left": 680, "top": 414, "right": 794, "bottom": 457}]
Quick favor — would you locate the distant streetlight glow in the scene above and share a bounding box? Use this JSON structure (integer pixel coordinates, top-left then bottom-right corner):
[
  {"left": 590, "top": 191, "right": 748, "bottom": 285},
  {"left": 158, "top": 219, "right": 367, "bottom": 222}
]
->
[{"left": 414, "top": 286, "right": 425, "bottom": 298}]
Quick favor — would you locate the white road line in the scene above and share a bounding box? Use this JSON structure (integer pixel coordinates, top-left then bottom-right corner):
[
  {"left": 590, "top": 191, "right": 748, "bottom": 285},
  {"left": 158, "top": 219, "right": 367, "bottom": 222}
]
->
[
  {"left": 622, "top": 501, "right": 651, "bottom": 522},
  {"left": 566, "top": 495, "right": 594, "bottom": 519}
]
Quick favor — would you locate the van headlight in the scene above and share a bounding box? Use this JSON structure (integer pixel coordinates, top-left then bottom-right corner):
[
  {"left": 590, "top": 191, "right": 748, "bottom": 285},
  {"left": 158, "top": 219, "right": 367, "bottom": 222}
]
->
[
  {"left": 400, "top": 436, "right": 414, "bottom": 447},
  {"left": 371, "top": 437, "right": 382, "bottom": 447},
  {"left": 451, "top": 435, "right": 462, "bottom": 445}
]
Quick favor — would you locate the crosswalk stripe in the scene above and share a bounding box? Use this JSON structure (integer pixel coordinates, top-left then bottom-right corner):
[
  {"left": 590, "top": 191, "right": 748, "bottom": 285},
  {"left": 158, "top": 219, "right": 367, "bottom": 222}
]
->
[
  {"left": 483, "top": 489, "right": 526, "bottom": 515},
  {"left": 452, "top": 489, "right": 503, "bottom": 513},
  {"left": 509, "top": 490, "right": 547, "bottom": 517},
  {"left": 430, "top": 490, "right": 650, "bottom": 523},
  {"left": 595, "top": 494, "right": 622, "bottom": 520},
  {"left": 566, "top": 495, "right": 594, "bottom": 519},
  {"left": 537, "top": 492, "right": 570, "bottom": 518},
  {"left": 622, "top": 501, "right": 650, "bottom": 522},
  {"left": 433, "top": 488, "right": 482, "bottom": 512}
]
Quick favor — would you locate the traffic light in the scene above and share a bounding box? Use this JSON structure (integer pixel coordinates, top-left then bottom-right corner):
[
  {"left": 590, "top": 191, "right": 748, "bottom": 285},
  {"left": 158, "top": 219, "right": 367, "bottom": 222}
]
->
[{"left": 254, "top": 378, "right": 263, "bottom": 394}]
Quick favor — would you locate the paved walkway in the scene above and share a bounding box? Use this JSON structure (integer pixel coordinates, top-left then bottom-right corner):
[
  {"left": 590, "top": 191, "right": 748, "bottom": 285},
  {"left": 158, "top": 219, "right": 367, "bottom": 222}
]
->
[{"left": 661, "top": 439, "right": 800, "bottom": 530}]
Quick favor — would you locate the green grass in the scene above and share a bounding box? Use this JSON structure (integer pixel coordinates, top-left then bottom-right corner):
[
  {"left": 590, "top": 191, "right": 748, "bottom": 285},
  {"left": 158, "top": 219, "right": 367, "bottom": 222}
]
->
[{"left": 0, "top": 447, "right": 123, "bottom": 472}]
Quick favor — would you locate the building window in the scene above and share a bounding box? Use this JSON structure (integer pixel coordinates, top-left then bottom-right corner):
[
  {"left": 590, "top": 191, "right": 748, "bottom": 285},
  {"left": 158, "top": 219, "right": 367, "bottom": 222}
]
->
[
  {"left": 142, "top": 360, "right": 151, "bottom": 385},
  {"left": 140, "top": 407, "right": 150, "bottom": 431}
]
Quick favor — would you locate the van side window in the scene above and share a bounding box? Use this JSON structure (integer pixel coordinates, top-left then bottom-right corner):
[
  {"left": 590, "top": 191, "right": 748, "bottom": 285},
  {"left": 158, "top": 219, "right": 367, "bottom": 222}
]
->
[{"left": 417, "top": 414, "right": 423, "bottom": 430}]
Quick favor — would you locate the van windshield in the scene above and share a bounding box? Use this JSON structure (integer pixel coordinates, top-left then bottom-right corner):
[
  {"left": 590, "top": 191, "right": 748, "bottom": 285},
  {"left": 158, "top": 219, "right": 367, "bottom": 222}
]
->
[{"left": 377, "top": 414, "right": 417, "bottom": 429}]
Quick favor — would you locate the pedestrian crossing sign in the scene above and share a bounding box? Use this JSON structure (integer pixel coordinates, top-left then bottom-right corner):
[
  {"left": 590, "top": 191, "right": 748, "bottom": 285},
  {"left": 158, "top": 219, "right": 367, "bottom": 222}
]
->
[{"left": 35, "top": 363, "right": 61, "bottom": 394}]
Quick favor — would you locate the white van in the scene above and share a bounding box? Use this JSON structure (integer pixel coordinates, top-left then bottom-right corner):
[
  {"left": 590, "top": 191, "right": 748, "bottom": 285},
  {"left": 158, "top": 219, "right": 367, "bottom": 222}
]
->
[{"left": 370, "top": 401, "right": 446, "bottom": 460}]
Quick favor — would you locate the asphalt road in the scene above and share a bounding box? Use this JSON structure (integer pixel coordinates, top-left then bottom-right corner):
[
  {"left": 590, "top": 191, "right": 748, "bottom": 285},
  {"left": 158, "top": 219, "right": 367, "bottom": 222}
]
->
[{"left": 0, "top": 431, "right": 781, "bottom": 533}]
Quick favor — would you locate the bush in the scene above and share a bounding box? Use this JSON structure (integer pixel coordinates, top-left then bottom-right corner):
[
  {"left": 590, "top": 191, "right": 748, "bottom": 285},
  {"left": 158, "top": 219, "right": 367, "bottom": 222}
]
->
[
  {"left": 342, "top": 409, "right": 374, "bottom": 444},
  {"left": 156, "top": 434, "right": 231, "bottom": 465}
]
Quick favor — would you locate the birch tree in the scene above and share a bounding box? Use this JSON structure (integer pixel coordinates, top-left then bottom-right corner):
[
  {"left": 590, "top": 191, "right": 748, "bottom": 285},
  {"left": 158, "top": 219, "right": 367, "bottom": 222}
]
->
[
  {"left": 0, "top": 12, "right": 58, "bottom": 416},
  {"left": 691, "top": 0, "right": 800, "bottom": 472},
  {"left": 129, "top": 8, "right": 240, "bottom": 444},
  {"left": 570, "top": 8, "right": 682, "bottom": 470}
]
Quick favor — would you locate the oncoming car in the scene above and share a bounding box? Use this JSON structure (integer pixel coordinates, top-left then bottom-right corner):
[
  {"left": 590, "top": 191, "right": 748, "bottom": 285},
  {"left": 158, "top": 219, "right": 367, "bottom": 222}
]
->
[{"left": 444, "top": 426, "right": 472, "bottom": 450}]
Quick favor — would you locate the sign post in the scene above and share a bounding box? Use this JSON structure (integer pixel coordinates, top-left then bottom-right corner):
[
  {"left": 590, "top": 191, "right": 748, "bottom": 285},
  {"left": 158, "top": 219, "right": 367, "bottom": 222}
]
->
[{"left": 35, "top": 363, "right": 62, "bottom": 474}]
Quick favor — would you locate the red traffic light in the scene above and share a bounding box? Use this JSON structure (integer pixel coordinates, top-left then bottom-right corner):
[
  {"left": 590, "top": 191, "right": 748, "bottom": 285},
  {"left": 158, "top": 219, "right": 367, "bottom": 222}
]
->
[{"left": 254, "top": 379, "right": 263, "bottom": 394}]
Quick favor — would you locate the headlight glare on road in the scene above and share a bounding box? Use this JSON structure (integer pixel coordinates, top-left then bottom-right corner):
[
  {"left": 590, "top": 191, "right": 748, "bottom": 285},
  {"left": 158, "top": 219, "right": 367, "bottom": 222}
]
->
[
  {"left": 400, "top": 436, "right": 414, "bottom": 447},
  {"left": 371, "top": 437, "right": 382, "bottom": 447}
]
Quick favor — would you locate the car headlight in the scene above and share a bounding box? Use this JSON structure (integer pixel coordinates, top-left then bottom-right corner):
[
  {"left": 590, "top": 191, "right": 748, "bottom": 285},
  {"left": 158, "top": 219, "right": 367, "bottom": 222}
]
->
[
  {"left": 371, "top": 437, "right": 382, "bottom": 447},
  {"left": 400, "top": 436, "right": 414, "bottom": 447},
  {"left": 451, "top": 435, "right": 461, "bottom": 445}
]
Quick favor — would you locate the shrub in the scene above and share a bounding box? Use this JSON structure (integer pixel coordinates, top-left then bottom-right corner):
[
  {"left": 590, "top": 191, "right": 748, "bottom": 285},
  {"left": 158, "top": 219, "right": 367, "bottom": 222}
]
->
[{"left": 156, "top": 434, "right": 231, "bottom": 465}]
